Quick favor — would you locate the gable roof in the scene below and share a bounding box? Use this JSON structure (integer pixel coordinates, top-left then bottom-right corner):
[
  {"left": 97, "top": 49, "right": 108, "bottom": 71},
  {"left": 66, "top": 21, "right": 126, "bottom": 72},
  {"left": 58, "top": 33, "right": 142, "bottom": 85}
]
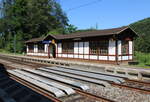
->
[
  {"left": 25, "top": 36, "right": 45, "bottom": 43},
  {"left": 25, "top": 26, "right": 137, "bottom": 43}
]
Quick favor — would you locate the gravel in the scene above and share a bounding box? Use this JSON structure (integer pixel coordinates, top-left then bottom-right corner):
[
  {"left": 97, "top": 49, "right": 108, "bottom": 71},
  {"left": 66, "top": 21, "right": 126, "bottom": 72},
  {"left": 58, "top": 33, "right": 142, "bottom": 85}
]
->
[{"left": 87, "top": 84, "right": 150, "bottom": 102}]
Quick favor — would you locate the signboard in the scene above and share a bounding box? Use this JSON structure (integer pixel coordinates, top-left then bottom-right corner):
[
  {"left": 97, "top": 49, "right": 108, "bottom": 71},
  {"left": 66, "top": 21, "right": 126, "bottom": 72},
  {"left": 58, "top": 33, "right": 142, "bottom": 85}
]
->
[
  {"left": 42, "top": 40, "right": 51, "bottom": 44},
  {"left": 52, "top": 39, "right": 55, "bottom": 44}
]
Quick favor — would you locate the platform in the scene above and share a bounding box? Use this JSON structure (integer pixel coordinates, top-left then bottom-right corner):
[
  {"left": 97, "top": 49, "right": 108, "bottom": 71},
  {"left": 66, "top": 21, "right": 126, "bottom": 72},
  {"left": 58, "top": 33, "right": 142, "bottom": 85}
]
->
[{"left": 0, "top": 53, "right": 150, "bottom": 80}]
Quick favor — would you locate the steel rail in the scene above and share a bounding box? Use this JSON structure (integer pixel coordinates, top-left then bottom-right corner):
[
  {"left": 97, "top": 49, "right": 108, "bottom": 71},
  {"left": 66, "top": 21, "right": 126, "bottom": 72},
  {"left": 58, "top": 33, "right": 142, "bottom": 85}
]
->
[
  {"left": 111, "top": 82, "right": 150, "bottom": 94},
  {"left": 75, "top": 88, "right": 115, "bottom": 102},
  {"left": 9, "top": 73, "right": 62, "bottom": 102},
  {"left": 125, "top": 79, "right": 150, "bottom": 86}
]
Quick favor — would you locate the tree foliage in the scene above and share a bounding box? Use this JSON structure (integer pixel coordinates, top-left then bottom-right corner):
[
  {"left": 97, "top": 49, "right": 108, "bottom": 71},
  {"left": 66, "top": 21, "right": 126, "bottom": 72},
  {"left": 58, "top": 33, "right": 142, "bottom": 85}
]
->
[
  {"left": 130, "top": 17, "right": 150, "bottom": 53},
  {"left": 0, "top": 0, "right": 68, "bottom": 53}
]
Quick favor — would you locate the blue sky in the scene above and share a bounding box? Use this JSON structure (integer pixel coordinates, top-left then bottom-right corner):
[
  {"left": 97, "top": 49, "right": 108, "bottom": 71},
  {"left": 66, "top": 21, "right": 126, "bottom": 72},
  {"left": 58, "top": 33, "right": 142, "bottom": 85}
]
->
[{"left": 59, "top": 0, "right": 150, "bottom": 29}]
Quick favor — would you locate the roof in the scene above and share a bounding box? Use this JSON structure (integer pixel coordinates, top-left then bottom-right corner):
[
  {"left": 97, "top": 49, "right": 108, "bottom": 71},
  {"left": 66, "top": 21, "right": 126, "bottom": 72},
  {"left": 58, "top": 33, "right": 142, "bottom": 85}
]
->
[
  {"left": 25, "top": 36, "right": 45, "bottom": 43},
  {"left": 26, "top": 26, "right": 136, "bottom": 43},
  {"left": 52, "top": 26, "right": 130, "bottom": 39}
]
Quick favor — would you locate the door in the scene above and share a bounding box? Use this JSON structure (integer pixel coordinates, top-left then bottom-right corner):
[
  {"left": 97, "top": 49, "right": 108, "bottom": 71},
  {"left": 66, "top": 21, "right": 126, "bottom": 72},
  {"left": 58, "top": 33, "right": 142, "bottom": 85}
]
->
[{"left": 49, "top": 44, "right": 56, "bottom": 58}]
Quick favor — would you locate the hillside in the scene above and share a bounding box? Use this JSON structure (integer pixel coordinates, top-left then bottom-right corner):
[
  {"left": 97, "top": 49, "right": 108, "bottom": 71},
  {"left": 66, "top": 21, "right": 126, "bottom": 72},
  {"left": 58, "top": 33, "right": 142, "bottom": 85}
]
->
[{"left": 130, "top": 17, "right": 150, "bottom": 53}]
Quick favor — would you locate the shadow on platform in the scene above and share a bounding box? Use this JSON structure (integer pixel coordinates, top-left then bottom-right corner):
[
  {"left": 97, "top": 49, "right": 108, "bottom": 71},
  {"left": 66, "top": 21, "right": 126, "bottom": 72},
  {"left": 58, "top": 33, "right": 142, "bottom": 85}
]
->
[{"left": 0, "top": 63, "right": 8, "bottom": 75}]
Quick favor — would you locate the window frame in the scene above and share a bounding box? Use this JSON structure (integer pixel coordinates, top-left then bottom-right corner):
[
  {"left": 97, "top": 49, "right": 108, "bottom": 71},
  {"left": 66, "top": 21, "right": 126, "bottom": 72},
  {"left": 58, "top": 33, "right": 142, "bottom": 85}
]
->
[
  {"left": 121, "top": 40, "right": 129, "bottom": 55},
  {"left": 38, "top": 43, "right": 45, "bottom": 53},
  {"left": 62, "top": 42, "right": 74, "bottom": 54},
  {"left": 89, "top": 40, "right": 108, "bottom": 55}
]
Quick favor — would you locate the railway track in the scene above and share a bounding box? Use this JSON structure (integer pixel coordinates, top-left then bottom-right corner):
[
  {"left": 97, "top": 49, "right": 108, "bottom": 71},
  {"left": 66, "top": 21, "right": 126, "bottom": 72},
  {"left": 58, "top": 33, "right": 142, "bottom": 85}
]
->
[
  {"left": 0, "top": 55, "right": 150, "bottom": 102},
  {"left": 9, "top": 74, "right": 62, "bottom": 102},
  {"left": 36, "top": 66, "right": 150, "bottom": 94},
  {"left": 0, "top": 72, "right": 56, "bottom": 102},
  {"left": 0, "top": 57, "right": 115, "bottom": 102},
  {"left": 7, "top": 67, "right": 115, "bottom": 102}
]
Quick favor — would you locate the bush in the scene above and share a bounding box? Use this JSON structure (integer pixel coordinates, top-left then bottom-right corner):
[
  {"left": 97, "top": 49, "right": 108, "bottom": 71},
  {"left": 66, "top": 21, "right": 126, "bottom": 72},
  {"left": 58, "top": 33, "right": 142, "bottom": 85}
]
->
[{"left": 135, "top": 52, "right": 150, "bottom": 65}]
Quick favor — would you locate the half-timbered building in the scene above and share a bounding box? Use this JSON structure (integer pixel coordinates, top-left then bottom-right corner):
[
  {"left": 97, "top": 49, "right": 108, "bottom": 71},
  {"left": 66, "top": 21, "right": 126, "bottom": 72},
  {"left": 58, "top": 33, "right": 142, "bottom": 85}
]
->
[{"left": 25, "top": 26, "right": 137, "bottom": 64}]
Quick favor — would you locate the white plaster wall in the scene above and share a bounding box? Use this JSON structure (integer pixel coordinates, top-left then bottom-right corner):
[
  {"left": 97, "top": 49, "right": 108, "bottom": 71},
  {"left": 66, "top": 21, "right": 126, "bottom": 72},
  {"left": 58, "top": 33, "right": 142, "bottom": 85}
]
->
[
  {"left": 44, "top": 44, "right": 48, "bottom": 53},
  {"left": 79, "top": 55, "right": 83, "bottom": 59},
  {"left": 84, "top": 55, "right": 89, "bottom": 59},
  {"left": 122, "top": 56, "right": 128, "bottom": 60},
  {"left": 55, "top": 44, "right": 57, "bottom": 54},
  {"left": 27, "top": 53, "right": 47, "bottom": 56},
  {"left": 109, "top": 56, "right": 116, "bottom": 61},
  {"left": 118, "top": 40, "right": 121, "bottom": 55},
  {"left": 84, "top": 42, "right": 89, "bottom": 54},
  {"left": 68, "top": 54, "right": 73, "bottom": 58},
  {"left": 79, "top": 42, "right": 83, "bottom": 54},
  {"left": 129, "top": 56, "right": 132, "bottom": 60},
  {"left": 99, "top": 56, "right": 108, "bottom": 60},
  {"left": 118, "top": 56, "right": 121, "bottom": 61},
  {"left": 26, "top": 45, "right": 29, "bottom": 53},
  {"left": 74, "top": 55, "right": 78, "bottom": 58},
  {"left": 129, "top": 41, "right": 133, "bottom": 54},
  {"left": 34, "top": 44, "right": 38, "bottom": 53},
  {"left": 90, "top": 55, "right": 97, "bottom": 60},
  {"left": 58, "top": 43, "right": 62, "bottom": 53},
  {"left": 62, "top": 54, "right": 67, "bottom": 57},
  {"left": 58, "top": 54, "right": 61, "bottom": 57},
  {"left": 74, "top": 42, "right": 78, "bottom": 54},
  {"left": 109, "top": 40, "right": 116, "bottom": 55}
]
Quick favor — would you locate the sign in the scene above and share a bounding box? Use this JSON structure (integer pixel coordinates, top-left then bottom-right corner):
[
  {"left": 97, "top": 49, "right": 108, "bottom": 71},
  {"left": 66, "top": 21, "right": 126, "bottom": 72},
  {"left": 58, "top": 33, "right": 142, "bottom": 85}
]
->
[
  {"left": 52, "top": 39, "right": 55, "bottom": 44},
  {"left": 42, "top": 40, "right": 51, "bottom": 44}
]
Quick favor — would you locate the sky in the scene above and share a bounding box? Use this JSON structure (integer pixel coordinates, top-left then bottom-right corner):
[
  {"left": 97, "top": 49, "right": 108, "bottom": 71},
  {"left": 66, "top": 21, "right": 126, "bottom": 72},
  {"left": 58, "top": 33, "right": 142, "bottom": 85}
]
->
[{"left": 59, "top": 0, "right": 150, "bottom": 30}]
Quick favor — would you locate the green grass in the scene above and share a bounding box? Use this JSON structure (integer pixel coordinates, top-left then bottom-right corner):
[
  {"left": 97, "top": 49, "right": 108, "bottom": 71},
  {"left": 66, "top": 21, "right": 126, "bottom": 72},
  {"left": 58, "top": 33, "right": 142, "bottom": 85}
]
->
[
  {"left": 0, "top": 49, "right": 11, "bottom": 54},
  {"left": 133, "top": 52, "right": 150, "bottom": 68},
  {"left": 0, "top": 49, "right": 23, "bottom": 56}
]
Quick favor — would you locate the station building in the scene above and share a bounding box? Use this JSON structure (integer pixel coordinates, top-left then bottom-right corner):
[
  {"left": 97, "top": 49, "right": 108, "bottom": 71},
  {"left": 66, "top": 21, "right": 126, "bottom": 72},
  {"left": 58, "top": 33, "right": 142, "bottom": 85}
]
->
[{"left": 25, "top": 26, "right": 137, "bottom": 64}]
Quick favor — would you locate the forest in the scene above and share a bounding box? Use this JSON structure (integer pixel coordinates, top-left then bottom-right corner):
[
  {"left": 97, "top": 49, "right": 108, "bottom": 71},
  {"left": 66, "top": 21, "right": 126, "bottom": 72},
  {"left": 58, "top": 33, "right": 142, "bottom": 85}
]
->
[{"left": 0, "top": 0, "right": 77, "bottom": 53}]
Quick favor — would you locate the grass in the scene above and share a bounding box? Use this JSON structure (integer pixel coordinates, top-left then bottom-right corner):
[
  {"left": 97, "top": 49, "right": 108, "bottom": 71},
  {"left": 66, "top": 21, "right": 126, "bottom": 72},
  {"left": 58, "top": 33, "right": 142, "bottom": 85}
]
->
[
  {"left": 0, "top": 49, "right": 11, "bottom": 54},
  {"left": 0, "top": 49, "right": 23, "bottom": 56},
  {"left": 133, "top": 52, "right": 150, "bottom": 68}
]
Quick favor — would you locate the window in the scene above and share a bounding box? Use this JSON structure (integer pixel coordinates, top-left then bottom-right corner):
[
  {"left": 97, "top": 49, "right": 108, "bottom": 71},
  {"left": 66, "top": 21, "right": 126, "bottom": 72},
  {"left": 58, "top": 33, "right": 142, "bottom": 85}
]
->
[
  {"left": 62, "top": 42, "right": 74, "bottom": 53},
  {"left": 28, "top": 44, "right": 34, "bottom": 53},
  {"left": 38, "top": 44, "right": 45, "bottom": 53},
  {"left": 90, "top": 40, "right": 108, "bottom": 55},
  {"left": 122, "top": 40, "right": 128, "bottom": 55}
]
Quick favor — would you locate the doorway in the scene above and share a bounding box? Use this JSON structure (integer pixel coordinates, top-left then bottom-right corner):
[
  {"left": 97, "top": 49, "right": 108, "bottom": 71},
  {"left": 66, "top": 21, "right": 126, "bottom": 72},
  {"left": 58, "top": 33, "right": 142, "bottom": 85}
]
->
[{"left": 48, "top": 44, "right": 56, "bottom": 58}]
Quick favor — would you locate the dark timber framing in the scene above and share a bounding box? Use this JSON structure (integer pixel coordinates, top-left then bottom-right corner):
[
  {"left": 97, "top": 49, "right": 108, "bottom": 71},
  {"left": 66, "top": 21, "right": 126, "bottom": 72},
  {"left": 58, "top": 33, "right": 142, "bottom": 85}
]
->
[{"left": 25, "top": 26, "right": 138, "bottom": 64}]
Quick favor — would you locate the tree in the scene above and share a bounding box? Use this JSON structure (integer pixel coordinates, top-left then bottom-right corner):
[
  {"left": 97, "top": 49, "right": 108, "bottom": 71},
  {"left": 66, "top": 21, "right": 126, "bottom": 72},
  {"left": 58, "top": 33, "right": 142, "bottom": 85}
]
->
[
  {"left": 64, "top": 24, "right": 77, "bottom": 34},
  {"left": 0, "top": 0, "right": 68, "bottom": 53},
  {"left": 130, "top": 17, "right": 150, "bottom": 53}
]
